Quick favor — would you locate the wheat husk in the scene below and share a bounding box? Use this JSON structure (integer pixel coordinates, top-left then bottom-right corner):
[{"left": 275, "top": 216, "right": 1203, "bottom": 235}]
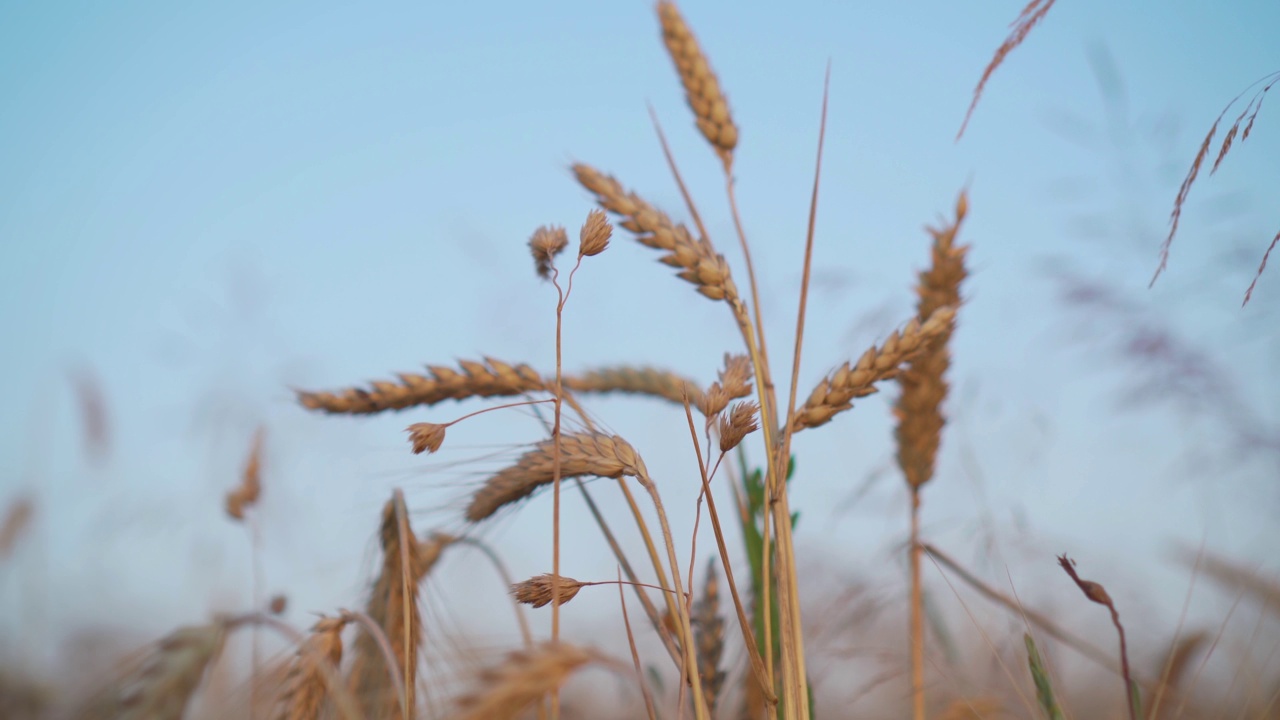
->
[{"left": 466, "top": 432, "right": 648, "bottom": 522}]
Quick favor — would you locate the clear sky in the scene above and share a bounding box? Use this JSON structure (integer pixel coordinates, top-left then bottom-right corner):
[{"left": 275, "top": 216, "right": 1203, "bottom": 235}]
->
[{"left": 1, "top": 0, "right": 1277, "bottom": 692}]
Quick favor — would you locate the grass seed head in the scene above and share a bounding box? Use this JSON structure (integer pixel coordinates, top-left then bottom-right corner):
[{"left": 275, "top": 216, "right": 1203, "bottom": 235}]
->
[
  {"left": 578, "top": 208, "right": 612, "bottom": 258},
  {"left": 511, "top": 574, "right": 587, "bottom": 608},
  {"left": 529, "top": 225, "right": 569, "bottom": 279},
  {"left": 406, "top": 422, "right": 447, "bottom": 454}
]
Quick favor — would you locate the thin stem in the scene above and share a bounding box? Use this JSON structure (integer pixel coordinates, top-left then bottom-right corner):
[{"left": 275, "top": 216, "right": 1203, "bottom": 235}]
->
[
  {"left": 393, "top": 490, "right": 414, "bottom": 720},
  {"left": 454, "top": 537, "right": 534, "bottom": 649},
  {"left": 682, "top": 402, "right": 777, "bottom": 706},
  {"left": 618, "top": 566, "right": 660, "bottom": 720},
  {"left": 910, "top": 489, "right": 925, "bottom": 720}
]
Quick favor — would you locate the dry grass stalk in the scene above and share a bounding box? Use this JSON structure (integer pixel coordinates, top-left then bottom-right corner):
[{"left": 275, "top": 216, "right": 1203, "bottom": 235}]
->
[
  {"left": 896, "top": 191, "right": 968, "bottom": 491},
  {"left": 657, "top": 1, "right": 738, "bottom": 170},
  {"left": 693, "top": 558, "right": 726, "bottom": 715},
  {"left": 1058, "top": 554, "right": 1138, "bottom": 720},
  {"left": 225, "top": 427, "right": 265, "bottom": 521},
  {"left": 348, "top": 493, "right": 441, "bottom": 719},
  {"left": 562, "top": 365, "right": 706, "bottom": 408},
  {"left": 118, "top": 621, "right": 228, "bottom": 720},
  {"left": 1153, "top": 71, "right": 1277, "bottom": 302},
  {"left": 573, "top": 163, "right": 740, "bottom": 303},
  {"left": 466, "top": 431, "right": 648, "bottom": 522},
  {"left": 897, "top": 197, "right": 969, "bottom": 720},
  {"left": 718, "top": 401, "right": 759, "bottom": 453},
  {"left": 296, "top": 357, "right": 547, "bottom": 415},
  {"left": 273, "top": 616, "right": 347, "bottom": 720},
  {"left": 451, "top": 642, "right": 604, "bottom": 720},
  {"left": 957, "top": 0, "right": 1058, "bottom": 139},
  {"left": 529, "top": 224, "right": 569, "bottom": 280},
  {"left": 789, "top": 306, "right": 958, "bottom": 432},
  {"left": 511, "top": 574, "right": 588, "bottom": 608},
  {"left": 578, "top": 208, "right": 612, "bottom": 258},
  {"left": 0, "top": 495, "right": 34, "bottom": 560}
]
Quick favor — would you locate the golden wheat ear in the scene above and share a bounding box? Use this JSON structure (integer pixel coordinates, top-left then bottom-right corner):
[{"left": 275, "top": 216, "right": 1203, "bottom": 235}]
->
[
  {"left": 465, "top": 431, "right": 648, "bottom": 522},
  {"left": 296, "top": 357, "right": 547, "bottom": 415},
  {"left": 347, "top": 491, "right": 446, "bottom": 719},
  {"left": 451, "top": 642, "right": 612, "bottom": 720},
  {"left": 117, "top": 621, "right": 229, "bottom": 720},
  {"left": 656, "top": 1, "right": 738, "bottom": 170},
  {"left": 272, "top": 616, "right": 348, "bottom": 720}
]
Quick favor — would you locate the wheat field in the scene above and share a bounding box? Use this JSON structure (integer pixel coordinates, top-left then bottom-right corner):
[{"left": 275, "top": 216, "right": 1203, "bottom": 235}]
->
[{"left": 1, "top": 2, "right": 1277, "bottom": 720}]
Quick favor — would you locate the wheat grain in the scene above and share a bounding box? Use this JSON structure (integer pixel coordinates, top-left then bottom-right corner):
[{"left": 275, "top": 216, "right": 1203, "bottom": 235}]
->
[
  {"left": 573, "top": 163, "right": 739, "bottom": 302},
  {"left": 466, "top": 431, "right": 648, "bottom": 522},
  {"left": 297, "top": 357, "right": 547, "bottom": 415},
  {"left": 789, "top": 306, "right": 957, "bottom": 432},
  {"left": 657, "top": 1, "right": 738, "bottom": 170}
]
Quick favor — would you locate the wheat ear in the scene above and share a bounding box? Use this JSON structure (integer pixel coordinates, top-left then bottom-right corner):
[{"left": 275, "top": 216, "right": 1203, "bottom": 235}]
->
[
  {"left": 896, "top": 193, "right": 968, "bottom": 720},
  {"left": 693, "top": 558, "right": 726, "bottom": 714},
  {"left": 465, "top": 431, "right": 648, "bottom": 522},
  {"left": 451, "top": 643, "right": 608, "bottom": 720},
  {"left": 656, "top": 1, "right": 738, "bottom": 170},
  {"left": 118, "top": 621, "right": 228, "bottom": 720},
  {"left": 273, "top": 616, "right": 348, "bottom": 720},
  {"left": 573, "top": 163, "right": 740, "bottom": 303},
  {"left": 296, "top": 357, "right": 547, "bottom": 415},
  {"left": 789, "top": 306, "right": 957, "bottom": 432},
  {"left": 348, "top": 492, "right": 442, "bottom": 719}
]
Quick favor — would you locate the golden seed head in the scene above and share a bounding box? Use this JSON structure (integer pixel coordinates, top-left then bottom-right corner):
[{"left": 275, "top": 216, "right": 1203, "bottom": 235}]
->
[
  {"left": 718, "top": 401, "right": 759, "bottom": 452},
  {"left": 406, "top": 422, "right": 447, "bottom": 454},
  {"left": 529, "top": 225, "right": 569, "bottom": 279},
  {"left": 578, "top": 208, "right": 612, "bottom": 258},
  {"left": 511, "top": 574, "right": 586, "bottom": 608}
]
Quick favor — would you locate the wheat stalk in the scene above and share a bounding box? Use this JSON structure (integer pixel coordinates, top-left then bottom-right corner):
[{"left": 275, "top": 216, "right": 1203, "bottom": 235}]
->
[
  {"left": 348, "top": 492, "right": 444, "bottom": 719},
  {"left": 896, "top": 192, "right": 969, "bottom": 720}
]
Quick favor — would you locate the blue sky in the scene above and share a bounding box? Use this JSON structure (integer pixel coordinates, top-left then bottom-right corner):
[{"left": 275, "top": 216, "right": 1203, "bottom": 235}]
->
[{"left": 1, "top": 0, "right": 1277, "bottom": 688}]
